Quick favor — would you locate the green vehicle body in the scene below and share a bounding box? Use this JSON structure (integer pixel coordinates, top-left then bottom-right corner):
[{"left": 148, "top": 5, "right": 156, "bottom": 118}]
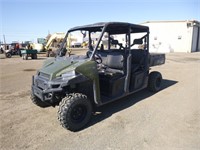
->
[{"left": 33, "top": 56, "right": 100, "bottom": 106}]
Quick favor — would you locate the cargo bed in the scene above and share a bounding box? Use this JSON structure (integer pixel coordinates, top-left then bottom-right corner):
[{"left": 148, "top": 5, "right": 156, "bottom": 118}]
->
[
  {"left": 21, "top": 49, "right": 38, "bottom": 60},
  {"left": 149, "top": 53, "right": 165, "bottom": 67}
]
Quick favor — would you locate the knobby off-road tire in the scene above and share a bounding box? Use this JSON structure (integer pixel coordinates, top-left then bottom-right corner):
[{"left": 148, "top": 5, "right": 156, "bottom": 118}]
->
[
  {"left": 31, "top": 92, "right": 50, "bottom": 108},
  {"left": 6, "top": 52, "right": 12, "bottom": 58},
  {"left": 58, "top": 93, "right": 92, "bottom": 132},
  {"left": 23, "top": 54, "right": 28, "bottom": 60},
  {"left": 46, "top": 51, "right": 50, "bottom": 57},
  {"left": 148, "top": 71, "right": 162, "bottom": 92},
  {"left": 49, "top": 51, "right": 56, "bottom": 57},
  {"left": 31, "top": 54, "right": 37, "bottom": 59},
  {"left": 34, "top": 54, "right": 38, "bottom": 59}
]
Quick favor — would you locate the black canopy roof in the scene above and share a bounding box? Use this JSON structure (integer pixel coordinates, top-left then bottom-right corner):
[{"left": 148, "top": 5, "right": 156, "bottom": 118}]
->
[{"left": 68, "top": 22, "right": 149, "bottom": 34}]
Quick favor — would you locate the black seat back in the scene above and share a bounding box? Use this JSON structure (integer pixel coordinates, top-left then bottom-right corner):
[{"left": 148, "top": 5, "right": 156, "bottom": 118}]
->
[
  {"left": 97, "top": 50, "right": 125, "bottom": 74},
  {"left": 106, "top": 52, "right": 124, "bottom": 69}
]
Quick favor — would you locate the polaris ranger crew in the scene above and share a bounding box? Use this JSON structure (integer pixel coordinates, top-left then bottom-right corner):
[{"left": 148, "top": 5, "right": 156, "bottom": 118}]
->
[{"left": 31, "top": 22, "right": 165, "bottom": 131}]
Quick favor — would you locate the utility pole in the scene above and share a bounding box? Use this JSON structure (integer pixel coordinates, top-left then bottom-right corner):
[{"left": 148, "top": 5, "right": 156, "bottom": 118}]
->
[{"left": 3, "top": 34, "right": 6, "bottom": 50}]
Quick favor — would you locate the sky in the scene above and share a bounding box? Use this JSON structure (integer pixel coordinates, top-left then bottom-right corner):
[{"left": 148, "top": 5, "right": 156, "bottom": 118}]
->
[{"left": 0, "top": 0, "right": 199, "bottom": 43}]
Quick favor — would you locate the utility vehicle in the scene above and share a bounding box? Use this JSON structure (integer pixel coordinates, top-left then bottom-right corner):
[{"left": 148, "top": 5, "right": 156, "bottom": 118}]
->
[
  {"left": 31, "top": 22, "right": 165, "bottom": 131},
  {"left": 5, "top": 43, "right": 21, "bottom": 58},
  {"left": 21, "top": 49, "right": 38, "bottom": 60}
]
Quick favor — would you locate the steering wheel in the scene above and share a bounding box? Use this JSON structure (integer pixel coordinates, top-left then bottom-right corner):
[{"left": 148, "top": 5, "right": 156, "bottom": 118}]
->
[
  {"left": 94, "top": 53, "right": 102, "bottom": 64},
  {"left": 86, "top": 50, "right": 92, "bottom": 58}
]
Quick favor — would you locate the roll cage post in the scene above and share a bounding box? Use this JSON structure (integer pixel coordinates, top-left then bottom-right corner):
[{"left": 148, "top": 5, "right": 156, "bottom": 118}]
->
[
  {"left": 89, "top": 24, "right": 108, "bottom": 61},
  {"left": 59, "top": 32, "right": 69, "bottom": 57},
  {"left": 124, "top": 26, "right": 131, "bottom": 93}
]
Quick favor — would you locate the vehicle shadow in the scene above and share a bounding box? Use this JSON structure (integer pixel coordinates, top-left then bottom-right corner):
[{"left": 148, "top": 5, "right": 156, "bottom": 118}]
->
[
  {"left": 22, "top": 57, "right": 47, "bottom": 60},
  {"left": 35, "top": 57, "right": 47, "bottom": 60},
  {"left": 86, "top": 79, "right": 178, "bottom": 129},
  {"left": 23, "top": 57, "right": 47, "bottom": 61}
]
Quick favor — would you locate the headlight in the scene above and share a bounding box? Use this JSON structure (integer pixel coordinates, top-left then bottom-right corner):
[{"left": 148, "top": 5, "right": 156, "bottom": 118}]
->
[{"left": 61, "top": 70, "right": 76, "bottom": 80}]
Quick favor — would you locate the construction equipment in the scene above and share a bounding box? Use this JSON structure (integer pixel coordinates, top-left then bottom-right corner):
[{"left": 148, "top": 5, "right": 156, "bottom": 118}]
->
[{"left": 45, "top": 33, "right": 65, "bottom": 57}]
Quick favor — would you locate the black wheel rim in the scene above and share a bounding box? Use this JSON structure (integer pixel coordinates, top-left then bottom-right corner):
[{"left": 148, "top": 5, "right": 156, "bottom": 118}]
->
[
  {"left": 71, "top": 105, "right": 87, "bottom": 123},
  {"left": 7, "top": 53, "right": 11, "bottom": 58}
]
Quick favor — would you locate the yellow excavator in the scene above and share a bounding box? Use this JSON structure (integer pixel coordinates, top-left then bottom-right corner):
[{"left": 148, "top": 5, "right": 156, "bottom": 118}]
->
[
  {"left": 45, "top": 32, "right": 66, "bottom": 57},
  {"left": 45, "top": 32, "right": 81, "bottom": 57}
]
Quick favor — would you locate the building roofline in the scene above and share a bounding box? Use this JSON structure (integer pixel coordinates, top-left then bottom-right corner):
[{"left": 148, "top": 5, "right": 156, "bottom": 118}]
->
[{"left": 140, "top": 20, "right": 200, "bottom": 24}]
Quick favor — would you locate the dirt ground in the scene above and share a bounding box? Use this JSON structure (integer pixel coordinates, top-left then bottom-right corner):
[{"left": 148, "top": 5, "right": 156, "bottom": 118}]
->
[{"left": 0, "top": 52, "right": 200, "bottom": 150}]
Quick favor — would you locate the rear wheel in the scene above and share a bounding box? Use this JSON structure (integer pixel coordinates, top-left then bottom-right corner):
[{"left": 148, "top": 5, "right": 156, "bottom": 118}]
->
[
  {"left": 49, "top": 51, "right": 55, "bottom": 57},
  {"left": 31, "top": 54, "right": 37, "bottom": 59},
  {"left": 148, "top": 71, "right": 162, "bottom": 92},
  {"left": 46, "top": 51, "right": 50, "bottom": 57},
  {"left": 58, "top": 93, "right": 92, "bottom": 131}
]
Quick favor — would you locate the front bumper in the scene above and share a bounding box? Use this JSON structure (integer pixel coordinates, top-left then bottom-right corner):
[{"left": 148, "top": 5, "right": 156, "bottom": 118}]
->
[
  {"left": 32, "top": 85, "right": 63, "bottom": 102},
  {"left": 32, "top": 76, "right": 63, "bottom": 102}
]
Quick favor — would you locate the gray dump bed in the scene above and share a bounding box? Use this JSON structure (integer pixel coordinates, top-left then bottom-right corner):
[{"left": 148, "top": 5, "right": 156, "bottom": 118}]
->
[{"left": 149, "top": 53, "right": 165, "bottom": 67}]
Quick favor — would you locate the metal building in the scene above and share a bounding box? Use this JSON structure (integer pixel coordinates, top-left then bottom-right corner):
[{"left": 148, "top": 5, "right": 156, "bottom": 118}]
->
[{"left": 141, "top": 20, "right": 200, "bottom": 53}]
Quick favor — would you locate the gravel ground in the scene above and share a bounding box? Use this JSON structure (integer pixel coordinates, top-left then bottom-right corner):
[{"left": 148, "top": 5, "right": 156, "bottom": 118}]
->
[{"left": 0, "top": 52, "right": 200, "bottom": 150}]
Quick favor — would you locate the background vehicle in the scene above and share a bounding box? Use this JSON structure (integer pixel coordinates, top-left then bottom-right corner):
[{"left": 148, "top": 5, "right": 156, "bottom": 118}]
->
[
  {"left": 31, "top": 22, "right": 165, "bottom": 131},
  {"left": 5, "top": 42, "right": 21, "bottom": 58},
  {"left": 21, "top": 49, "right": 38, "bottom": 60}
]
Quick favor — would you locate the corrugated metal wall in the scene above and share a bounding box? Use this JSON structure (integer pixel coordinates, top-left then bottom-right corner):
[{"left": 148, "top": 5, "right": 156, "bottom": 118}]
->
[{"left": 141, "top": 21, "right": 200, "bottom": 53}]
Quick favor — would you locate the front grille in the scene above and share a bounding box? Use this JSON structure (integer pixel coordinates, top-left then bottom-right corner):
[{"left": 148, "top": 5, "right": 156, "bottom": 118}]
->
[
  {"left": 39, "top": 72, "right": 50, "bottom": 79},
  {"left": 36, "top": 78, "right": 47, "bottom": 90}
]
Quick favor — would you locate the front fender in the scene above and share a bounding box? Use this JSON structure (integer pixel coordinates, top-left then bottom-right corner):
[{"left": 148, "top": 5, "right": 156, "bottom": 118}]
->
[{"left": 75, "top": 61, "right": 101, "bottom": 105}]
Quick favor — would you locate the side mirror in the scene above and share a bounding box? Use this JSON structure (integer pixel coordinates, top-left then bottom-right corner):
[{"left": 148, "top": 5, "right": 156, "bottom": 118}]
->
[
  {"left": 81, "top": 30, "right": 86, "bottom": 38},
  {"left": 111, "top": 39, "right": 119, "bottom": 45}
]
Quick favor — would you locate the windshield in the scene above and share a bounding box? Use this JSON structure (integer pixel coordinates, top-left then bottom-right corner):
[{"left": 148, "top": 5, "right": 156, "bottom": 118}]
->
[{"left": 59, "top": 28, "right": 103, "bottom": 57}]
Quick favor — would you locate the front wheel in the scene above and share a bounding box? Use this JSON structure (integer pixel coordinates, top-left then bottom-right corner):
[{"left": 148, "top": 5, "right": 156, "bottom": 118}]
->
[
  {"left": 58, "top": 93, "right": 92, "bottom": 132},
  {"left": 148, "top": 71, "right": 162, "bottom": 92},
  {"left": 6, "top": 52, "right": 12, "bottom": 58},
  {"left": 22, "top": 54, "right": 28, "bottom": 60}
]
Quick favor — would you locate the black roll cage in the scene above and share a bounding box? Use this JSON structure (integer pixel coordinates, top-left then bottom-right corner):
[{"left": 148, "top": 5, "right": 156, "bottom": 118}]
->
[{"left": 59, "top": 22, "right": 149, "bottom": 58}]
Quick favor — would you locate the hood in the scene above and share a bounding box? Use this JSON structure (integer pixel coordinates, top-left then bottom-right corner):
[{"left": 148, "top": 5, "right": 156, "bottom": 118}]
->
[{"left": 39, "top": 57, "right": 87, "bottom": 80}]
